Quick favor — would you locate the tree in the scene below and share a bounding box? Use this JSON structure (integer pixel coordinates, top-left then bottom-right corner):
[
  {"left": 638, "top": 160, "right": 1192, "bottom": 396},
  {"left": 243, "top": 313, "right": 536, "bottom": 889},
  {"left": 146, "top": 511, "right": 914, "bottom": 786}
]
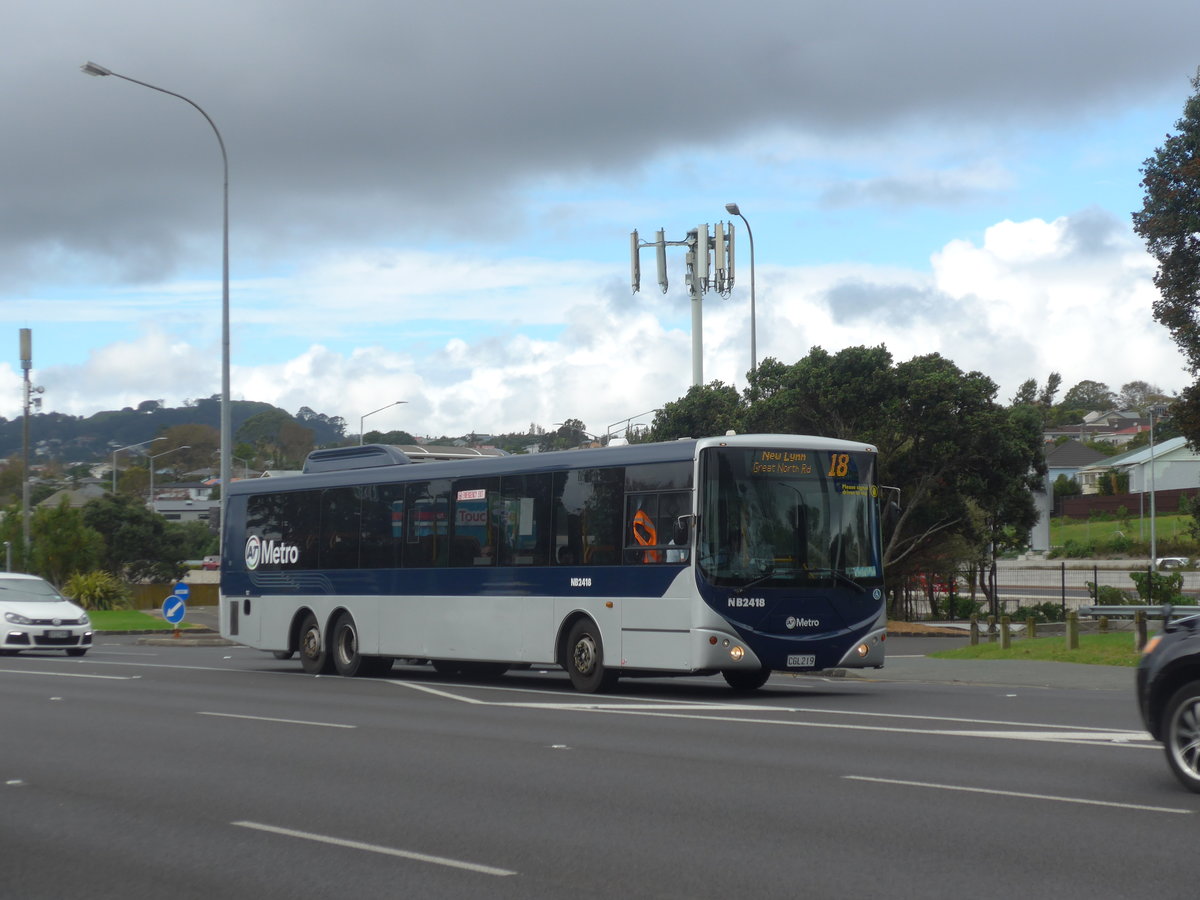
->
[
  {"left": 539, "top": 419, "right": 594, "bottom": 452},
  {"left": 81, "top": 493, "right": 187, "bottom": 583},
  {"left": 1060, "top": 379, "right": 1116, "bottom": 413},
  {"left": 1116, "top": 380, "right": 1170, "bottom": 414},
  {"left": 1010, "top": 372, "right": 1061, "bottom": 409},
  {"left": 647, "top": 382, "right": 743, "bottom": 441},
  {"left": 0, "top": 500, "right": 103, "bottom": 586},
  {"left": 1133, "top": 69, "right": 1200, "bottom": 440}
]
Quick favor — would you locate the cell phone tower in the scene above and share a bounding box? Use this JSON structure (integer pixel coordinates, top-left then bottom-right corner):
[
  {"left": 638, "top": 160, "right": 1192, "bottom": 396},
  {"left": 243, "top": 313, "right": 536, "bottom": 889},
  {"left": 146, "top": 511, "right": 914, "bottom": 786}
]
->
[{"left": 630, "top": 223, "right": 734, "bottom": 386}]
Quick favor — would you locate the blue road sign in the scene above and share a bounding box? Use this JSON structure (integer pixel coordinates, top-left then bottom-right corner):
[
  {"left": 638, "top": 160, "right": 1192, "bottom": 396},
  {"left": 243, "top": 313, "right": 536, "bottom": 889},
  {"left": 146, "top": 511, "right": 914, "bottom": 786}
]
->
[
  {"left": 163, "top": 595, "right": 187, "bottom": 625},
  {"left": 173, "top": 582, "right": 191, "bottom": 601}
]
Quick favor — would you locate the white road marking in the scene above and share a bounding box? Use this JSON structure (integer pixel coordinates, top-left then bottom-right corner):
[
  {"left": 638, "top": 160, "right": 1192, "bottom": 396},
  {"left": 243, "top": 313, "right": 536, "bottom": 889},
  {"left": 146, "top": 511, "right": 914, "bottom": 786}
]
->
[
  {"left": 390, "top": 681, "right": 1154, "bottom": 746},
  {"left": 844, "top": 775, "right": 1194, "bottom": 815},
  {"left": 232, "top": 821, "right": 517, "bottom": 876},
  {"left": 197, "top": 712, "right": 356, "bottom": 729},
  {"left": 0, "top": 668, "right": 132, "bottom": 680}
]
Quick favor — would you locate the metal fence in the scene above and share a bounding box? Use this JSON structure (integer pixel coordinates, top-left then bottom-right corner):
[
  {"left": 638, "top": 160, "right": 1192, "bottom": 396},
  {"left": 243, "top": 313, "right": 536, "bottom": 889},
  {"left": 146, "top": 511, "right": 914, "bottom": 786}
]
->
[{"left": 892, "top": 562, "right": 1199, "bottom": 621}]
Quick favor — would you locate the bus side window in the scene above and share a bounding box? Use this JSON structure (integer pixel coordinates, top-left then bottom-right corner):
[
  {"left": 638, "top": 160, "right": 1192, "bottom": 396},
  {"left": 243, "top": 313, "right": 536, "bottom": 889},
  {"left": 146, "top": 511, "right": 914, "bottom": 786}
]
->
[
  {"left": 359, "top": 484, "right": 403, "bottom": 569},
  {"left": 319, "top": 487, "right": 361, "bottom": 569},
  {"left": 499, "top": 473, "right": 552, "bottom": 566},
  {"left": 451, "top": 477, "right": 499, "bottom": 567},
  {"left": 405, "top": 480, "right": 450, "bottom": 567}
]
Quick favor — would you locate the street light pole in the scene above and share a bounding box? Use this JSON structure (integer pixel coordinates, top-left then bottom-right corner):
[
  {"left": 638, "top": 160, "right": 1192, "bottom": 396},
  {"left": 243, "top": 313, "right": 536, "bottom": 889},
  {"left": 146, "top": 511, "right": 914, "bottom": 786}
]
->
[
  {"left": 360, "top": 401, "right": 407, "bottom": 445},
  {"left": 81, "top": 61, "right": 231, "bottom": 537},
  {"left": 1150, "top": 408, "right": 1162, "bottom": 570},
  {"left": 148, "top": 446, "right": 191, "bottom": 509},
  {"left": 725, "top": 203, "right": 757, "bottom": 384},
  {"left": 112, "top": 437, "right": 167, "bottom": 493}
]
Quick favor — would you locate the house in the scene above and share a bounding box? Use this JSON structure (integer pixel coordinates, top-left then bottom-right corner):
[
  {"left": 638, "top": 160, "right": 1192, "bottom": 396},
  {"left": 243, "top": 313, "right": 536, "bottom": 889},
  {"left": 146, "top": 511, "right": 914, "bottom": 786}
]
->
[
  {"left": 1044, "top": 440, "right": 1109, "bottom": 487},
  {"left": 1075, "top": 436, "right": 1200, "bottom": 495}
]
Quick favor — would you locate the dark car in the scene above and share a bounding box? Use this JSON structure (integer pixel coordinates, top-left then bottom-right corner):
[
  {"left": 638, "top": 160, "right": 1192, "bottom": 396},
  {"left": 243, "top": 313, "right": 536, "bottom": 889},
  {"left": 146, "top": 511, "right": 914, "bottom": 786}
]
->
[{"left": 1137, "top": 612, "right": 1200, "bottom": 791}]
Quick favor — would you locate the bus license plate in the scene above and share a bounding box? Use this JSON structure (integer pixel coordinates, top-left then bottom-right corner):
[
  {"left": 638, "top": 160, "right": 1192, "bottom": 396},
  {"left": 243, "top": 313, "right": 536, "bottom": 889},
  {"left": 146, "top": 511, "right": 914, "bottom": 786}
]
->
[{"left": 787, "top": 654, "right": 816, "bottom": 667}]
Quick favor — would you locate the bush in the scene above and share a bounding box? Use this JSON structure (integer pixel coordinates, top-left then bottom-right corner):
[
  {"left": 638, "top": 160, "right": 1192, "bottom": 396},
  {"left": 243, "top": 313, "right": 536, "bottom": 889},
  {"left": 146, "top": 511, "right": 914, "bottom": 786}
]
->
[
  {"left": 1087, "top": 582, "right": 1136, "bottom": 605},
  {"left": 1011, "top": 602, "right": 1066, "bottom": 623},
  {"left": 1129, "top": 570, "right": 1188, "bottom": 605},
  {"left": 64, "top": 570, "right": 132, "bottom": 611}
]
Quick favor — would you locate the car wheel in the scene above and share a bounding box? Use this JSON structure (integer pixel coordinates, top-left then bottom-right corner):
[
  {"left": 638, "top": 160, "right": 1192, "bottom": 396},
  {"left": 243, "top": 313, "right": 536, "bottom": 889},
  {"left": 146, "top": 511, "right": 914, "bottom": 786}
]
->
[{"left": 1163, "top": 680, "right": 1200, "bottom": 793}]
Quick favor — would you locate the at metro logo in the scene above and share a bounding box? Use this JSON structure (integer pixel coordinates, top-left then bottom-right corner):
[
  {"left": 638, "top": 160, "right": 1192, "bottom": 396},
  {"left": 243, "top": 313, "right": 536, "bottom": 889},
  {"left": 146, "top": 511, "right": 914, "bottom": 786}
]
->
[{"left": 244, "top": 534, "right": 301, "bottom": 570}]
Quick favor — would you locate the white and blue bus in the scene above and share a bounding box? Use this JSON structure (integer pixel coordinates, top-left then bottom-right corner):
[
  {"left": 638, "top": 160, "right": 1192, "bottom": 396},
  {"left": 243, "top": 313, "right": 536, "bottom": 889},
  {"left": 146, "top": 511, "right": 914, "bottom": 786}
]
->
[{"left": 219, "top": 433, "right": 887, "bottom": 692}]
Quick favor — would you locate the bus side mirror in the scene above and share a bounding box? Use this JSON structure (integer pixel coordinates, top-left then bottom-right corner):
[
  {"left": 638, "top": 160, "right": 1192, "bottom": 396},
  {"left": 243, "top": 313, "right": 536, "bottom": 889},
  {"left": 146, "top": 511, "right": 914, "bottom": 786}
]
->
[{"left": 673, "top": 515, "right": 694, "bottom": 546}]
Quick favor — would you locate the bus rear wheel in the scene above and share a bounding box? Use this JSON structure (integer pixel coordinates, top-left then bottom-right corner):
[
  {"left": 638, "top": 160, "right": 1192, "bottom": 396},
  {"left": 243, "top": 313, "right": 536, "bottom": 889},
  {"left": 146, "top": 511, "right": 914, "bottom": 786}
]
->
[
  {"left": 723, "top": 666, "right": 771, "bottom": 691},
  {"left": 332, "top": 611, "right": 371, "bottom": 677},
  {"left": 298, "top": 612, "right": 333, "bottom": 675},
  {"left": 565, "top": 619, "right": 618, "bottom": 693}
]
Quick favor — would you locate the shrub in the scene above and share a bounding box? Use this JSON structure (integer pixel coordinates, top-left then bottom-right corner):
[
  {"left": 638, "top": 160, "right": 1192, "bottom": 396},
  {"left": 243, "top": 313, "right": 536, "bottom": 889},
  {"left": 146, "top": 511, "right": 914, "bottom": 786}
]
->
[
  {"left": 1129, "top": 570, "right": 1187, "bottom": 605},
  {"left": 1011, "top": 602, "right": 1066, "bottom": 623},
  {"left": 64, "top": 570, "right": 132, "bottom": 611},
  {"left": 1087, "top": 582, "right": 1136, "bottom": 605}
]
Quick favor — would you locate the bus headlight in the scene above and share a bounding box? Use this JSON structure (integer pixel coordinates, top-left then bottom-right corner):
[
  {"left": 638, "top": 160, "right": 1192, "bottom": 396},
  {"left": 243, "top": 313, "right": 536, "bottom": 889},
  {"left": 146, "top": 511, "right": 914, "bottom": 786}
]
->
[
  {"left": 729, "top": 645, "right": 745, "bottom": 661},
  {"left": 855, "top": 643, "right": 870, "bottom": 658}
]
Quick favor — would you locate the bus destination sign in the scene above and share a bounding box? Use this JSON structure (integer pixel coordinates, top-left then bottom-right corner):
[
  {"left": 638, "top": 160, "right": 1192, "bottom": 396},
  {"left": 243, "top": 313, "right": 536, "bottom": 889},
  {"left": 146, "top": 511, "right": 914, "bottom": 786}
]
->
[{"left": 751, "top": 450, "right": 814, "bottom": 477}]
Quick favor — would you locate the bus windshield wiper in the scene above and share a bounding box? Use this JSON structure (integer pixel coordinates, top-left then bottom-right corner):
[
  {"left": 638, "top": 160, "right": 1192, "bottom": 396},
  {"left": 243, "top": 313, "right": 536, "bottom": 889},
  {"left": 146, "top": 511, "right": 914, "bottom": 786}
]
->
[
  {"left": 737, "top": 568, "right": 784, "bottom": 593},
  {"left": 804, "top": 567, "right": 868, "bottom": 594}
]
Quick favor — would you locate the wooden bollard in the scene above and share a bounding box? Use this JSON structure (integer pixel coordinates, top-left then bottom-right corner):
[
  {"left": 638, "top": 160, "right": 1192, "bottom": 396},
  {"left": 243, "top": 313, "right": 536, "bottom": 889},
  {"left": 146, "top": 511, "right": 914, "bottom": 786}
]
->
[
  {"left": 1099, "top": 616, "right": 1109, "bottom": 634},
  {"left": 1134, "top": 609, "right": 1147, "bottom": 652},
  {"left": 987, "top": 615, "right": 997, "bottom": 643},
  {"left": 1026, "top": 617, "right": 1037, "bottom": 640},
  {"left": 1000, "top": 615, "right": 1011, "bottom": 649},
  {"left": 1066, "top": 610, "right": 1079, "bottom": 650},
  {"left": 969, "top": 615, "right": 979, "bottom": 646}
]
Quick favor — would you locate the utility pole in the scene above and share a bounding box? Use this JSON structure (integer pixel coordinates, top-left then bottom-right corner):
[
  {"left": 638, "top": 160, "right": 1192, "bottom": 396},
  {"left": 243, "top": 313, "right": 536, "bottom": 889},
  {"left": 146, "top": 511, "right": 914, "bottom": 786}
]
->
[
  {"left": 631, "top": 223, "right": 734, "bottom": 386},
  {"left": 19, "top": 329, "right": 44, "bottom": 569}
]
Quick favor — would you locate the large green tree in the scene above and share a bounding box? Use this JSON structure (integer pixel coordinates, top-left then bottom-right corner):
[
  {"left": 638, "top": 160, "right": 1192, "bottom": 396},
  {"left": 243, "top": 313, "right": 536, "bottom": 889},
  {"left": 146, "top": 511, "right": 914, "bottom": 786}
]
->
[
  {"left": 648, "top": 346, "right": 1045, "bottom": 581},
  {"left": 646, "top": 382, "right": 743, "bottom": 441},
  {"left": 1133, "top": 69, "right": 1200, "bottom": 439},
  {"left": 0, "top": 500, "right": 104, "bottom": 586},
  {"left": 81, "top": 493, "right": 187, "bottom": 583}
]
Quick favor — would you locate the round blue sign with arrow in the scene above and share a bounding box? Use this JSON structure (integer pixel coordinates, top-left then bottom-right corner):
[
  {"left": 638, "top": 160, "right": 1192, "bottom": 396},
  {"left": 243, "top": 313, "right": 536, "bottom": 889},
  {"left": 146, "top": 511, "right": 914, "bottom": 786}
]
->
[{"left": 163, "top": 584, "right": 188, "bottom": 625}]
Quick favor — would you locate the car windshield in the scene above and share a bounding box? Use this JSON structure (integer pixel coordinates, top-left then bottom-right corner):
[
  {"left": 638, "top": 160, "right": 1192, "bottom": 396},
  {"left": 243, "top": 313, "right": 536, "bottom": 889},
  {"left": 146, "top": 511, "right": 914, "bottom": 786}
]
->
[{"left": 0, "top": 578, "right": 63, "bottom": 602}]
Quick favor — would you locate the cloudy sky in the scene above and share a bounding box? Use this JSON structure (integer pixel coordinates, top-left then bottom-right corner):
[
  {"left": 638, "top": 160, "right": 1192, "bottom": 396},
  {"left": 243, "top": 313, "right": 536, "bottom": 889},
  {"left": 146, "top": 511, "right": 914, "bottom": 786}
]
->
[{"left": 3, "top": 0, "right": 1198, "bottom": 441}]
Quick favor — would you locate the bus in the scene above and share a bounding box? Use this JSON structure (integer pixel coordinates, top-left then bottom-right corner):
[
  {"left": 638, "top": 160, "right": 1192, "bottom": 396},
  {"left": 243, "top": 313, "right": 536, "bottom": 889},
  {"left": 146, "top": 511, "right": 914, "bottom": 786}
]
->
[{"left": 219, "top": 433, "right": 887, "bottom": 692}]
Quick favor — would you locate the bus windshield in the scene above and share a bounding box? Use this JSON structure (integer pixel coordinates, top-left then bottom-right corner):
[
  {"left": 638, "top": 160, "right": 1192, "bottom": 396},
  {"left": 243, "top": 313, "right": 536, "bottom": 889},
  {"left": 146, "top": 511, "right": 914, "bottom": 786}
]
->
[{"left": 697, "top": 445, "right": 880, "bottom": 590}]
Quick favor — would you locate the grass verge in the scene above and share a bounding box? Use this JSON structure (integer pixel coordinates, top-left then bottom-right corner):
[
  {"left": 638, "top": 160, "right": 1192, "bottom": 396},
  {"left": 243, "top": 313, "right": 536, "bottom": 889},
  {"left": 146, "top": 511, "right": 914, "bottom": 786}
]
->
[
  {"left": 88, "top": 610, "right": 205, "bottom": 632},
  {"left": 929, "top": 632, "right": 1142, "bottom": 667}
]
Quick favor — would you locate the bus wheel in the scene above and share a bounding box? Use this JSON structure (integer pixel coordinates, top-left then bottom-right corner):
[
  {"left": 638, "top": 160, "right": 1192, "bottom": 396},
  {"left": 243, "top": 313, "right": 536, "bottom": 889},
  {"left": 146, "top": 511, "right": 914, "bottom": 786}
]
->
[
  {"left": 565, "top": 619, "right": 618, "bottom": 693},
  {"left": 299, "top": 612, "right": 333, "bottom": 675},
  {"left": 723, "top": 666, "right": 771, "bottom": 691},
  {"left": 332, "top": 612, "right": 370, "bottom": 677}
]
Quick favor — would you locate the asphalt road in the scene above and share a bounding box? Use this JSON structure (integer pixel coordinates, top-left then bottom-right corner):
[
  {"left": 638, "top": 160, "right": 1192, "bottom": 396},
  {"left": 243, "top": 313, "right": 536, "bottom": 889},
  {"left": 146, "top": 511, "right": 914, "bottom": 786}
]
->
[{"left": 1, "top": 633, "right": 1190, "bottom": 899}]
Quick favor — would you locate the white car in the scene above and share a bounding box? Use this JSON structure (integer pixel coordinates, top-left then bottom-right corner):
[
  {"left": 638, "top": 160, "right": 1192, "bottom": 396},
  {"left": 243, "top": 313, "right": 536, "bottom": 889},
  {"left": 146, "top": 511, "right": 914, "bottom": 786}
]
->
[{"left": 0, "top": 573, "right": 93, "bottom": 657}]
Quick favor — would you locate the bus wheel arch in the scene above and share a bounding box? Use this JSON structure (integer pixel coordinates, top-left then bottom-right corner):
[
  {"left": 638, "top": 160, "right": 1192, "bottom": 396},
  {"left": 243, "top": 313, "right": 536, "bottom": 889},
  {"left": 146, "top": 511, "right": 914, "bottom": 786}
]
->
[
  {"left": 560, "top": 614, "right": 619, "bottom": 693},
  {"left": 297, "top": 609, "right": 334, "bottom": 675}
]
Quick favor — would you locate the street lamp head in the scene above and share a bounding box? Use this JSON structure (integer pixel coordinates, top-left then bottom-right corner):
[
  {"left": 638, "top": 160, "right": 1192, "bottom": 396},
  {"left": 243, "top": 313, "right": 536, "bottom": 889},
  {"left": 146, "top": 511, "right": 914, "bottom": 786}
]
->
[
  {"left": 725, "top": 202, "right": 741, "bottom": 216},
  {"left": 81, "top": 61, "right": 112, "bottom": 77}
]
